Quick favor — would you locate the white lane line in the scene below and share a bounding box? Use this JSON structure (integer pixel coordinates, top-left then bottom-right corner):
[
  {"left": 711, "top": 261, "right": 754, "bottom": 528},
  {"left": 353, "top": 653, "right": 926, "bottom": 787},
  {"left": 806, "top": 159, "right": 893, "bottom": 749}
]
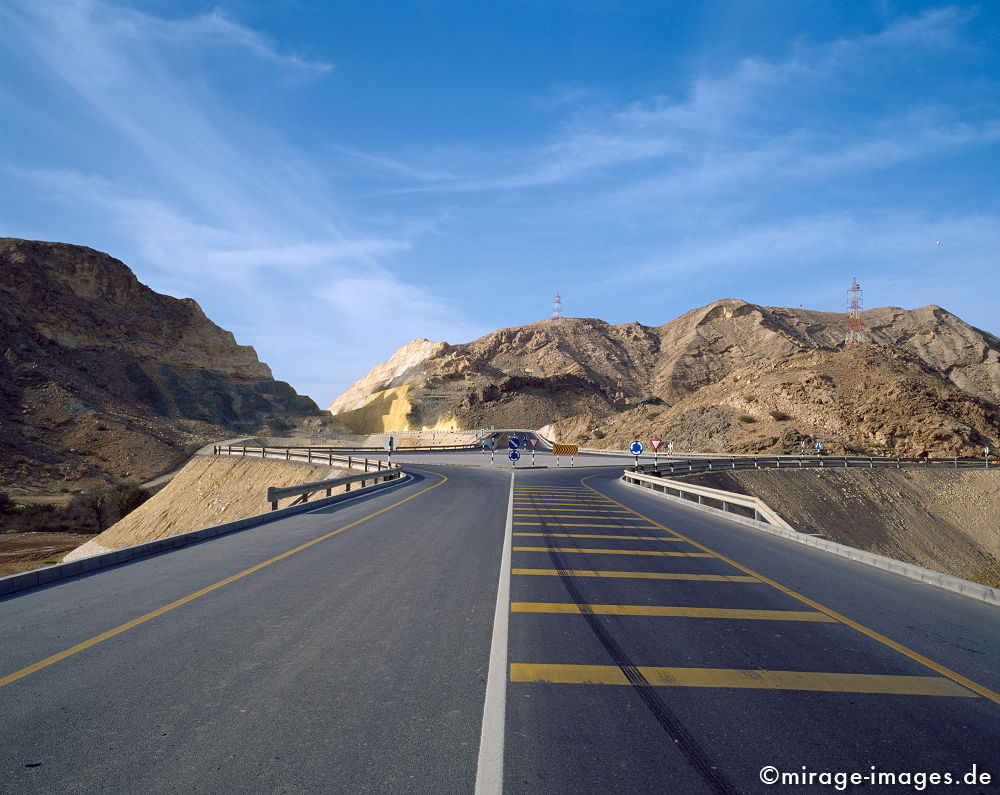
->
[{"left": 475, "top": 471, "right": 514, "bottom": 795}]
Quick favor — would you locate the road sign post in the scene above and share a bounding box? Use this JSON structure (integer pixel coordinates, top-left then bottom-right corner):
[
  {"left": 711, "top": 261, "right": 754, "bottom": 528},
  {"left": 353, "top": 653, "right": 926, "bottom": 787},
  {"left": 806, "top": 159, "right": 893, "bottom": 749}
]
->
[
  {"left": 529, "top": 437, "right": 538, "bottom": 466},
  {"left": 629, "top": 440, "right": 644, "bottom": 469},
  {"left": 650, "top": 438, "right": 662, "bottom": 467}
]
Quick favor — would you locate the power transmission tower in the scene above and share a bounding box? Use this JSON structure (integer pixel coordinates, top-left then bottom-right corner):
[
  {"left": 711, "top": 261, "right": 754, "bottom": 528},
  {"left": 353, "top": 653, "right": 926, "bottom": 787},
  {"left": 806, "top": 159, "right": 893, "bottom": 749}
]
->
[
  {"left": 552, "top": 292, "right": 563, "bottom": 319},
  {"left": 844, "top": 277, "right": 865, "bottom": 349}
]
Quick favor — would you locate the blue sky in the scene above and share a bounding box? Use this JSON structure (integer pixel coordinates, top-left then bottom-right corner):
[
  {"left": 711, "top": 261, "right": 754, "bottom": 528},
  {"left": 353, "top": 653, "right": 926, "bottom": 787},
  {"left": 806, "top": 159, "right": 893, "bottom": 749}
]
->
[{"left": 2, "top": 1, "right": 998, "bottom": 406}]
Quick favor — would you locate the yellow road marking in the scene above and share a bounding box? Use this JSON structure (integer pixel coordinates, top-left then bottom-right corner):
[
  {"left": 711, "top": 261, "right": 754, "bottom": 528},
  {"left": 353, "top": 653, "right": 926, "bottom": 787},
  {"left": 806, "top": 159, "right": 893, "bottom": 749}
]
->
[
  {"left": 510, "top": 664, "right": 975, "bottom": 697},
  {"left": 0, "top": 474, "right": 449, "bottom": 690},
  {"left": 514, "top": 508, "right": 642, "bottom": 522},
  {"left": 512, "top": 568, "right": 760, "bottom": 582},
  {"left": 513, "top": 547, "right": 712, "bottom": 557},
  {"left": 580, "top": 475, "right": 1000, "bottom": 704},
  {"left": 513, "top": 496, "right": 616, "bottom": 501},
  {"left": 511, "top": 602, "right": 835, "bottom": 622},
  {"left": 514, "top": 489, "right": 590, "bottom": 494},
  {"left": 513, "top": 521, "right": 661, "bottom": 529},
  {"left": 513, "top": 514, "right": 649, "bottom": 520},
  {"left": 513, "top": 533, "right": 685, "bottom": 541},
  {"left": 514, "top": 509, "right": 633, "bottom": 515}
]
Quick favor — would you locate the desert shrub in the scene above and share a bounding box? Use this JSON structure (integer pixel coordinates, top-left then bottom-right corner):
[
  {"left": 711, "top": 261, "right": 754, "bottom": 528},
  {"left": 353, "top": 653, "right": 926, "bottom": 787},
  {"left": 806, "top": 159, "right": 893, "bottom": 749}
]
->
[
  {"left": 744, "top": 395, "right": 757, "bottom": 403},
  {"left": 0, "top": 492, "right": 13, "bottom": 514},
  {"left": 737, "top": 414, "right": 757, "bottom": 423},
  {"left": 769, "top": 410, "right": 792, "bottom": 421},
  {"left": 593, "top": 429, "right": 606, "bottom": 439},
  {"left": 71, "top": 483, "right": 150, "bottom": 533}
]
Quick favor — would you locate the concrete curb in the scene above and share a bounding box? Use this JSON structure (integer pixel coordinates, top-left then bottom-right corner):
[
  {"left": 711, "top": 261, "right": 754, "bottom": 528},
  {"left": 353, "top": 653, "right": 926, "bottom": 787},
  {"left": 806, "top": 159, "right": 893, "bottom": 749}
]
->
[
  {"left": 0, "top": 474, "right": 412, "bottom": 599},
  {"left": 620, "top": 477, "right": 1000, "bottom": 608}
]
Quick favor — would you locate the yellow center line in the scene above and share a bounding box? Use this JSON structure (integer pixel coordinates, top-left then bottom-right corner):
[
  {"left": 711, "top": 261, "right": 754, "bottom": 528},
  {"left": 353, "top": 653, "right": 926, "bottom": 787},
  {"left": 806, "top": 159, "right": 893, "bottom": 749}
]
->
[
  {"left": 513, "top": 546, "right": 712, "bottom": 557},
  {"left": 511, "top": 602, "right": 836, "bottom": 621},
  {"left": 510, "top": 664, "right": 974, "bottom": 697},
  {"left": 579, "top": 474, "right": 1000, "bottom": 704},
  {"left": 512, "top": 568, "right": 760, "bottom": 582},
  {"left": 512, "top": 533, "right": 686, "bottom": 541},
  {"left": 0, "top": 474, "right": 449, "bottom": 689}
]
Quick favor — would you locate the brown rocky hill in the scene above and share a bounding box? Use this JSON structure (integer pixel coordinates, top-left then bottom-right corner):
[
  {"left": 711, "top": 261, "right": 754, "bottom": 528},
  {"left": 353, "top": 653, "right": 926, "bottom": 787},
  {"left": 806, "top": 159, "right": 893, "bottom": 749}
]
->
[
  {"left": 327, "top": 299, "right": 1000, "bottom": 456},
  {"left": 0, "top": 238, "right": 319, "bottom": 496}
]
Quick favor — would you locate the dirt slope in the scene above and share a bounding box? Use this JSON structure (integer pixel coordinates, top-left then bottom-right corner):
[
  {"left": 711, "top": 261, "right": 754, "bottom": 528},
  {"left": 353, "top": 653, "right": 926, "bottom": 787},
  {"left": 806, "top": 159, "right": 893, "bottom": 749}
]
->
[
  {"left": 63, "top": 456, "right": 351, "bottom": 562},
  {"left": 679, "top": 469, "right": 1000, "bottom": 587}
]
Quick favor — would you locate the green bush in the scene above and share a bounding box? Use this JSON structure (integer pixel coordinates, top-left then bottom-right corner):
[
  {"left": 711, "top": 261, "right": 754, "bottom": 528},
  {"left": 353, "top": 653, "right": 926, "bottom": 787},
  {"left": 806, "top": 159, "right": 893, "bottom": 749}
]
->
[
  {"left": 737, "top": 414, "right": 757, "bottom": 423},
  {"left": 0, "top": 483, "right": 152, "bottom": 535},
  {"left": 593, "top": 429, "right": 606, "bottom": 439},
  {"left": 769, "top": 410, "right": 792, "bottom": 421}
]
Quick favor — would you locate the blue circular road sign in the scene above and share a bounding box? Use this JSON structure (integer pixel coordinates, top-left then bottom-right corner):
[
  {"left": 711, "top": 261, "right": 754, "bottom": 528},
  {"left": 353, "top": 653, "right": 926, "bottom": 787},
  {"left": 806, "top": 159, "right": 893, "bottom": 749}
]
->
[
  {"left": 508, "top": 450, "right": 521, "bottom": 461},
  {"left": 629, "top": 440, "right": 644, "bottom": 455},
  {"left": 509, "top": 437, "right": 521, "bottom": 450}
]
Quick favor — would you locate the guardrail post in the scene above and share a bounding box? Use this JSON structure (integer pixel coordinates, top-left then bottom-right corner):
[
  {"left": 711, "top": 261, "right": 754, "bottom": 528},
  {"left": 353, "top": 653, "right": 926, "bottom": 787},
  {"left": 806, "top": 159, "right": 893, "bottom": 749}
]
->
[
  {"left": 242, "top": 446, "right": 246, "bottom": 457},
  {"left": 308, "top": 449, "right": 313, "bottom": 463},
  {"left": 262, "top": 447, "right": 266, "bottom": 459},
  {"left": 870, "top": 457, "right": 873, "bottom": 469},
  {"left": 364, "top": 460, "right": 370, "bottom": 472},
  {"left": 732, "top": 457, "right": 736, "bottom": 470},
  {"left": 754, "top": 509, "right": 761, "bottom": 522},
  {"left": 897, "top": 457, "right": 901, "bottom": 469},
  {"left": 754, "top": 458, "right": 758, "bottom": 469},
  {"left": 820, "top": 457, "right": 824, "bottom": 468},
  {"left": 776, "top": 458, "right": 780, "bottom": 469},
  {"left": 798, "top": 457, "right": 802, "bottom": 468},
  {"left": 843, "top": 458, "right": 847, "bottom": 468},
  {"left": 954, "top": 456, "right": 958, "bottom": 468}
]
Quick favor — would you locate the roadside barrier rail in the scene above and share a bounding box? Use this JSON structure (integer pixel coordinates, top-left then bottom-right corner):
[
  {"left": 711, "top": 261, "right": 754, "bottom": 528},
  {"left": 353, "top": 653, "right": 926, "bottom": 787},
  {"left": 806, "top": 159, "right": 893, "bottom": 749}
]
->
[
  {"left": 621, "top": 469, "right": 793, "bottom": 528},
  {"left": 633, "top": 454, "right": 998, "bottom": 475},
  {"left": 211, "top": 445, "right": 404, "bottom": 511},
  {"left": 265, "top": 465, "right": 403, "bottom": 511}
]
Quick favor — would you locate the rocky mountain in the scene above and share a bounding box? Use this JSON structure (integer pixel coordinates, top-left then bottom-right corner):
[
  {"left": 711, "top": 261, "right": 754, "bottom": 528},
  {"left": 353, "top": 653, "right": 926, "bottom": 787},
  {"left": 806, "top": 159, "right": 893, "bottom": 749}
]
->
[
  {"left": 327, "top": 299, "right": 1000, "bottom": 457},
  {"left": 0, "top": 238, "right": 319, "bottom": 495}
]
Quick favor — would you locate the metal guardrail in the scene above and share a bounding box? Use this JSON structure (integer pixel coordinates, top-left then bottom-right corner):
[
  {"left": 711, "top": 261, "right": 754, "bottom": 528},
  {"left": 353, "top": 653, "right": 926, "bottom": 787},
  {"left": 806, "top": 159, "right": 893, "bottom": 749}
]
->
[
  {"left": 621, "top": 469, "right": 793, "bottom": 528},
  {"left": 211, "top": 445, "right": 404, "bottom": 510},
  {"left": 633, "top": 455, "right": 998, "bottom": 476},
  {"left": 265, "top": 467, "right": 403, "bottom": 511}
]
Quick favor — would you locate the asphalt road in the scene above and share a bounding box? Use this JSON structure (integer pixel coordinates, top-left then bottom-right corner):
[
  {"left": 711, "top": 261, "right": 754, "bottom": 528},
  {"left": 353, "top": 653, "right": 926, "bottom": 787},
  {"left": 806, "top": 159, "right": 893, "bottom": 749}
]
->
[
  {"left": 1, "top": 457, "right": 997, "bottom": 793},
  {"left": 0, "top": 465, "right": 509, "bottom": 793}
]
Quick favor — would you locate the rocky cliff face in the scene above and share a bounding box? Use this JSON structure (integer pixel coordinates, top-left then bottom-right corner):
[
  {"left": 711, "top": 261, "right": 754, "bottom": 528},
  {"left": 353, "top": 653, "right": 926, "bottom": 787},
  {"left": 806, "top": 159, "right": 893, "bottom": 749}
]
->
[
  {"left": 327, "top": 298, "right": 1000, "bottom": 456},
  {"left": 0, "top": 239, "right": 319, "bottom": 495}
]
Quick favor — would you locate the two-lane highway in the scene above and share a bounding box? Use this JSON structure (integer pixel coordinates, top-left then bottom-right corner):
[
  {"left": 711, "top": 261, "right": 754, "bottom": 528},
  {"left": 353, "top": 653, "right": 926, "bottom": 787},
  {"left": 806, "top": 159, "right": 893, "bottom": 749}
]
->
[{"left": 2, "top": 456, "right": 997, "bottom": 793}]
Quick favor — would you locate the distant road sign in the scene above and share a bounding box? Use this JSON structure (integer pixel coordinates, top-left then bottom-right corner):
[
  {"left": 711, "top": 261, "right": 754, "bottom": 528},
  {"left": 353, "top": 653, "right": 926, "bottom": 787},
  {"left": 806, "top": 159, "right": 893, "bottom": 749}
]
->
[
  {"left": 629, "top": 440, "right": 644, "bottom": 456},
  {"left": 508, "top": 450, "right": 520, "bottom": 462},
  {"left": 551, "top": 444, "right": 578, "bottom": 455},
  {"left": 650, "top": 439, "right": 662, "bottom": 451},
  {"left": 529, "top": 438, "right": 538, "bottom": 448},
  {"left": 509, "top": 437, "right": 521, "bottom": 450}
]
